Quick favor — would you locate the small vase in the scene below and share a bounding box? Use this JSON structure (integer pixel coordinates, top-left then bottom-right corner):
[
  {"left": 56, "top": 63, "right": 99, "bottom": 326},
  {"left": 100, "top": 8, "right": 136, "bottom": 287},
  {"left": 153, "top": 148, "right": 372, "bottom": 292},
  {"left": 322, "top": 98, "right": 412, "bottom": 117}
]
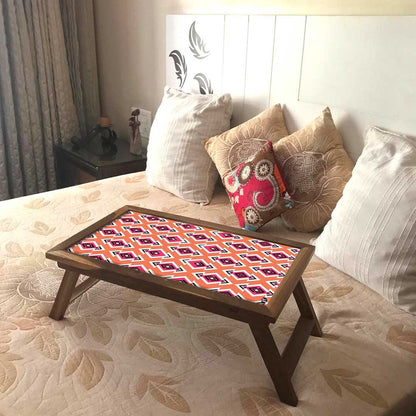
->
[{"left": 129, "top": 130, "right": 142, "bottom": 156}]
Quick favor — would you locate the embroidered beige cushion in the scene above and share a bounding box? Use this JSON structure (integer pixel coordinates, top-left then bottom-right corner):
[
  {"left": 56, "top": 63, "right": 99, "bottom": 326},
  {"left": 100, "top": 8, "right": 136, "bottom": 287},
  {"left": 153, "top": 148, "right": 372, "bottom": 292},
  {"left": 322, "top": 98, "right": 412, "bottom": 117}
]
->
[
  {"left": 315, "top": 127, "right": 416, "bottom": 314},
  {"left": 273, "top": 107, "right": 354, "bottom": 232},
  {"left": 146, "top": 87, "right": 232, "bottom": 204},
  {"left": 205, "top": 104, "right": 288, "bottom": 178}
]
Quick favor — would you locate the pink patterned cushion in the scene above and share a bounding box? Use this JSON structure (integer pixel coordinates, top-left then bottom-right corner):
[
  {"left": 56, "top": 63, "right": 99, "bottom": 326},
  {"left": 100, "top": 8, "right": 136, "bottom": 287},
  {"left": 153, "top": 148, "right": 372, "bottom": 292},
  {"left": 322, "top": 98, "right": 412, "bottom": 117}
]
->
[{"left": 223, "top": 141, "right": 293, "bottom": 230}]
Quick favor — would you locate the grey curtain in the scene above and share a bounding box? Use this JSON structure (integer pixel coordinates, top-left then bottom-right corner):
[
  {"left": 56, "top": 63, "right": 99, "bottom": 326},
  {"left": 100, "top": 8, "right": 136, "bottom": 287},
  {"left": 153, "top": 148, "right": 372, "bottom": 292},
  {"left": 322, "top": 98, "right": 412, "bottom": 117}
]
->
[{"left": 0, "top": 0, "right": 100, "bottom": 200}]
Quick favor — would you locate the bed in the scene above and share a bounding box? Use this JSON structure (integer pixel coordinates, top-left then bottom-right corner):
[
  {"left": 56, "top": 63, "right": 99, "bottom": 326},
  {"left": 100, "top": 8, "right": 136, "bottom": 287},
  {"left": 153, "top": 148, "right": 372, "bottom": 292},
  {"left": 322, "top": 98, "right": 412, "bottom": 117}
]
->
[{"left": 0, "top": 173, "right": 415, "bottom": 415}]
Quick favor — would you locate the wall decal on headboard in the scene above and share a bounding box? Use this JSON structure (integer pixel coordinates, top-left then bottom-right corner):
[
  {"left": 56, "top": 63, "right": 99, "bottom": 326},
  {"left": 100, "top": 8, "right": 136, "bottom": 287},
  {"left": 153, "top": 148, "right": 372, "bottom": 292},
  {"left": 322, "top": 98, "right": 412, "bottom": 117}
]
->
[
  {"left": 166, "top": 15, "right": 224, "bottom": 94},
  {"left": 169, "top": 50, "right": 187, "bottom": 88},
  {"left": 189, "top": 21, "right": 210, "bottom": 59},
  {"left": 194, "top": 73, "right": 213, "bottom": 94}
]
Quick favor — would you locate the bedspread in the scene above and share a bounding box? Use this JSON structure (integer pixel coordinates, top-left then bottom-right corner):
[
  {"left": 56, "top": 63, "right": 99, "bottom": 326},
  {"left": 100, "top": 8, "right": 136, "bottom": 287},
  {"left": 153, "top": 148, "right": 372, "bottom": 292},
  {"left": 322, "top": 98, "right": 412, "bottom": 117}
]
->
[{"left": 0, "top": 172, "right": 415, "bottom": 416}]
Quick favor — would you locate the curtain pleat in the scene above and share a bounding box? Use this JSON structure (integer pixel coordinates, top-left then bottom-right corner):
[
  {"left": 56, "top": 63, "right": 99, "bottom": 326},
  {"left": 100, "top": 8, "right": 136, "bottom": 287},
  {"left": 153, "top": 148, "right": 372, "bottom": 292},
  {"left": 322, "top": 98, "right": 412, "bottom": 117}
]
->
[
  {"left": 60, "top": 0, "right": 86, "bottom": 136},
  {"left": 47, "top": 0, "right": 79, "bottom": 141},
  {"left": 60, "top": 0, "right": 100, "bottom": 135},
  {"left": 74, "top": 0, "right": 100, "bottom": 132},
  {"left": 15, "top": 0, "right": 47, "bottom": 193},
  {"left": 0, "top": 0, "right": 25, "bottom": 198}
]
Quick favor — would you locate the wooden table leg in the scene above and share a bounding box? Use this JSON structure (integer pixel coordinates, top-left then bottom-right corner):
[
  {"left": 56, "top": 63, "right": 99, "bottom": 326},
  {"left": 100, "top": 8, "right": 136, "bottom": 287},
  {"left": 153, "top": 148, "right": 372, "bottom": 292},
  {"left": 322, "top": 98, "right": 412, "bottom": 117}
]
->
[
  {"left": 250, "top": 322, "right": 298, "bottom": 406},
  {"left": 49, "top": 270, "right": 80, "bottom": 320},
  {"left": 293, "top": 278, "right": 322, "bottom": 337}
]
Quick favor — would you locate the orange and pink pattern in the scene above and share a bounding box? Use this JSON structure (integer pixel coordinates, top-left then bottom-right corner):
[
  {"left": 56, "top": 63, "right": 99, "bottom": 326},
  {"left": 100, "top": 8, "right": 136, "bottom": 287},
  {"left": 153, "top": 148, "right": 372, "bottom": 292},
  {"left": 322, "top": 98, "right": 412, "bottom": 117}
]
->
[{"left": 68, "top": 210, "right": 300, "bottom": 304}]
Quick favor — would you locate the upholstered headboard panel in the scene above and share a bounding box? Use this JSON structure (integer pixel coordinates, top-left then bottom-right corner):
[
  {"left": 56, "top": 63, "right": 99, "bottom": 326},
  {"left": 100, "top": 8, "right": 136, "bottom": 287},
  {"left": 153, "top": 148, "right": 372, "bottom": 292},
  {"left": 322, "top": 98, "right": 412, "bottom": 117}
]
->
[{"left": 166, "top": 15, "right": 416, "bottom": 161}]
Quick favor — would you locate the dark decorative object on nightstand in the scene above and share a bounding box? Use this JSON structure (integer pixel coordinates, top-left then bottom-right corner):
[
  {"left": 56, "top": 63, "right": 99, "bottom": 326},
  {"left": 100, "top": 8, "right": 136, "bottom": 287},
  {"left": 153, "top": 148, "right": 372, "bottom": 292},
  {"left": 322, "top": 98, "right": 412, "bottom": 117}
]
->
[{"left": 71, "top": 116, "right": 118, "bottom": 157}]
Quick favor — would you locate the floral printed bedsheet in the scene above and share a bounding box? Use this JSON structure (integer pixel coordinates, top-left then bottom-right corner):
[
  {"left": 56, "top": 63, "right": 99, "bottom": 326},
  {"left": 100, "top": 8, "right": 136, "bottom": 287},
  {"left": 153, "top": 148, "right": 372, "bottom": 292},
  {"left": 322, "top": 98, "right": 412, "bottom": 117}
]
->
[{"left": 0, "top": 172, "right": 415, "bottom": 416}]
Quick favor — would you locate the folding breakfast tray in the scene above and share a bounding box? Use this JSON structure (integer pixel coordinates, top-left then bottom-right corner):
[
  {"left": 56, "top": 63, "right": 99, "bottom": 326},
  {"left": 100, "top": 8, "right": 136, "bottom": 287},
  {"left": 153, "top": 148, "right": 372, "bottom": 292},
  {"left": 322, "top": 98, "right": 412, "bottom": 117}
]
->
[{"left": 46, "top": 206, "right": 321, "bottom": 406}]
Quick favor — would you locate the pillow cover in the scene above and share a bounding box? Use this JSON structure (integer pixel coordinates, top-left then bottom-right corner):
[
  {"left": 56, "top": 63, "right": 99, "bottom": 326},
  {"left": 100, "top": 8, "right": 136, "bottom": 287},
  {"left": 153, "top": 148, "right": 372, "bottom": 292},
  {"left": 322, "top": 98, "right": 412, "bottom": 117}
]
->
[
  {"left": 205, "top": 104, "right": 288, "bottom": 178},
  {"left": 315, "top": 126, "right": 416, "bottom": 314},
  {"left": 146, "top": 87, "right": 232, "bottom": 204},
  {"left": 273, "top": 107, "right": 354, "bottom": 232},
  {"left": 222, "top": 141, "right": 293, "bottom": 231}
]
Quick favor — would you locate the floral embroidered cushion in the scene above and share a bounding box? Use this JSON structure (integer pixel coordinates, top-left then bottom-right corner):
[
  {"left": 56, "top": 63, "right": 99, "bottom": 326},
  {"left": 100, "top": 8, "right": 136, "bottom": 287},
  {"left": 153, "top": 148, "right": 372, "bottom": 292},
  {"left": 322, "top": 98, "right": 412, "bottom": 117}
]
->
[
  {"left": 223, "top": 141, "right": 293, "bottom": 231},
  {"left": 205, "top": 104, "right": 288, "bottom": 178},
  {"left": 273, "top": 107, "right": 354, "bottom": 232}
]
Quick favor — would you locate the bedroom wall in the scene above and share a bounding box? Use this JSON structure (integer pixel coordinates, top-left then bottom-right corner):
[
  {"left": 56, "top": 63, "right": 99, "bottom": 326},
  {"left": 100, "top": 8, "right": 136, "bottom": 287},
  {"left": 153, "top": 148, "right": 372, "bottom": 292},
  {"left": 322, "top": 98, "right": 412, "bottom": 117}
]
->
[{"left": 93, "top": 0, "right": 416, "bottom": 142}]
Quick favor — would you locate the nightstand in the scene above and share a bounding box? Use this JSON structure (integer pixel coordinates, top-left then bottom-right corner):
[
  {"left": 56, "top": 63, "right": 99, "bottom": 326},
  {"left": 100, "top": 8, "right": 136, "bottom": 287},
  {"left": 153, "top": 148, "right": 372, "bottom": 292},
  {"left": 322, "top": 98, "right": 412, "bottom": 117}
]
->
[{"left": 54, "top": 140, "right": 147, "bottom": 188}]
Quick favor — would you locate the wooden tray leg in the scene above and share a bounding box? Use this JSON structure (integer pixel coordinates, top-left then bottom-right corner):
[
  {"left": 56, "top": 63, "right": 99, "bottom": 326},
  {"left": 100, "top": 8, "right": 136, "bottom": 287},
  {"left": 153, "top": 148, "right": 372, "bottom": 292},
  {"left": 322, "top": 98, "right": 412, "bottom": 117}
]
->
[
  {"left": 293, "top": 278, "right": 322, "bottom": 337},
  {"left": 250, "top": 322, "right": 298, "bottom": 406},
  {"left": 49, "top": 270, "right": 80, "bottom": 320}
]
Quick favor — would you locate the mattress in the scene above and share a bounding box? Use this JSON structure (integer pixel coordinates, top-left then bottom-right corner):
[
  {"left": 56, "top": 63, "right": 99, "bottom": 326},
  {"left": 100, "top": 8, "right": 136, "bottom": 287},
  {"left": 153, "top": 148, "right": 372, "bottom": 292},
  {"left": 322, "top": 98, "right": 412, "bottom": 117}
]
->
[{"left": 0, "top": 172, "right": 415, "bottom": 416}]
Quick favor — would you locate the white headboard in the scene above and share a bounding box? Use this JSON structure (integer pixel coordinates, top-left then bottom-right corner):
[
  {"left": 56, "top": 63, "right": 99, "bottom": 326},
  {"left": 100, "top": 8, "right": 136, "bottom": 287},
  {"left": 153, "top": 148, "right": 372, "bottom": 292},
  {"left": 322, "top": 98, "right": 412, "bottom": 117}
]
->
[{"left": 166, "top": 15, "right": 416, "bottom": 161}]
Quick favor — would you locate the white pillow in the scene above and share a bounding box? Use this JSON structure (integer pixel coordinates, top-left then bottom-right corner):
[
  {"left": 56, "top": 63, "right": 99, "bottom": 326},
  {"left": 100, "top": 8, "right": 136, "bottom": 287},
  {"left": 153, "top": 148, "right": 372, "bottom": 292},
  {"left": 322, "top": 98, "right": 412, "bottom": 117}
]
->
[
  {"left": 315, "top": 126, "right": 416, "bottom": 314},
  {"left": 146, "top": 87, "right": 232, "bottom": 204}
]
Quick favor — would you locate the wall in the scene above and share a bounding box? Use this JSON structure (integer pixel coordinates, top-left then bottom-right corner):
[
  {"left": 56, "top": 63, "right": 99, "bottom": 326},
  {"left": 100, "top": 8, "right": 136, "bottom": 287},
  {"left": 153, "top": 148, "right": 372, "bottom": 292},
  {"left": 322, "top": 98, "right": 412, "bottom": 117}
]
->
[{"left": 93, "top": 0, "right": 416, "bottom": 142}]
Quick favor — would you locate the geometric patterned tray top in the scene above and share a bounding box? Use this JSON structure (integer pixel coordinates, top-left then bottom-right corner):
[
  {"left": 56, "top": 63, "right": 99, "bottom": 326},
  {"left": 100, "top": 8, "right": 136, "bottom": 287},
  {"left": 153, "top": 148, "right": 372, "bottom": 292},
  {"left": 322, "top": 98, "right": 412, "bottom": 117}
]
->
[{"left": 68, "top": 210, "right": 300, "bottom": 305}]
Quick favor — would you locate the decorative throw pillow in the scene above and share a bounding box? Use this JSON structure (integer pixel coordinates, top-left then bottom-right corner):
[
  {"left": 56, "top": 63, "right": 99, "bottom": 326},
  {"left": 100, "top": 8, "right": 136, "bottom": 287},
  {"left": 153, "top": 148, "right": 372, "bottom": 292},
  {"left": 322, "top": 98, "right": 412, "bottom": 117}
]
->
[
  {"left": 223, "top": 141, "right": 293, "bottom": 230},
  {"left": 146, "top": 87, "right": 232, "bottom": 204},
  {"left": 315, "top": 127, "right": 416, "bottom": 314},
  {"left": 205, "top": 104, "right": 288, "bottom": 178},
  {"left": 273, "top": 107, "right": 354, "bottom": 232}
]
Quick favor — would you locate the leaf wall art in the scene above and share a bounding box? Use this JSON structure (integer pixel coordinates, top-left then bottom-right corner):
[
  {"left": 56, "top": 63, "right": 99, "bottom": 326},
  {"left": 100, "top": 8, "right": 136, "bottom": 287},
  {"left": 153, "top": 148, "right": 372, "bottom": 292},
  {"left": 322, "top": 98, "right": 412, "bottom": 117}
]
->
[
  {"left": 168, "top": 50, "right": 187, "bottom": 88},
  {"left": 188, "top": 21, "right": 210, "bottom": 59},
  {"left": 193, "top": 73, "right": 213, "bottom": 94}
]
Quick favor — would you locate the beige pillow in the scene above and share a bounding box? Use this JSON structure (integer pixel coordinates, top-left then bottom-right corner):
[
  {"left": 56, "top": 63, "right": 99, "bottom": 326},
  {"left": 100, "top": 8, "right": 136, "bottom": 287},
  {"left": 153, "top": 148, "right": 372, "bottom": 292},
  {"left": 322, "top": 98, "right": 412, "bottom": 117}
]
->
[
  {"left": 146, "top": 87, "right": 232, "bottom": 204},
  {"left": 205, "top": 104, "right": 288, "bottom": 178},
  {"left": 273, "top": 108, "right": 354, "bottom": 232}
]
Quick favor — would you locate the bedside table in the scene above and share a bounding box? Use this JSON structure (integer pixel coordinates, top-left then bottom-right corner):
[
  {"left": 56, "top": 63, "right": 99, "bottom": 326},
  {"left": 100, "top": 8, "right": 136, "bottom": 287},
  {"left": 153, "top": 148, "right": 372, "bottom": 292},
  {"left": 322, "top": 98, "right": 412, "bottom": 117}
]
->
[{"left": 54, "top": 140, "right": 147, "bottom": 188}]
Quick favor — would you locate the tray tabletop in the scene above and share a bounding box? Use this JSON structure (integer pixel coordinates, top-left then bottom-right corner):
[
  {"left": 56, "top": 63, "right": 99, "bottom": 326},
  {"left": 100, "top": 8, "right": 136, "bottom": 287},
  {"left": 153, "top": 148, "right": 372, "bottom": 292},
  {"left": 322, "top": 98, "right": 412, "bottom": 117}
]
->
[
  {"left": 46, "top": 206, "right": 314, "bottom": 322},
  {"left": 68, "top": 209, "right": 300, "bottom": 305}
]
